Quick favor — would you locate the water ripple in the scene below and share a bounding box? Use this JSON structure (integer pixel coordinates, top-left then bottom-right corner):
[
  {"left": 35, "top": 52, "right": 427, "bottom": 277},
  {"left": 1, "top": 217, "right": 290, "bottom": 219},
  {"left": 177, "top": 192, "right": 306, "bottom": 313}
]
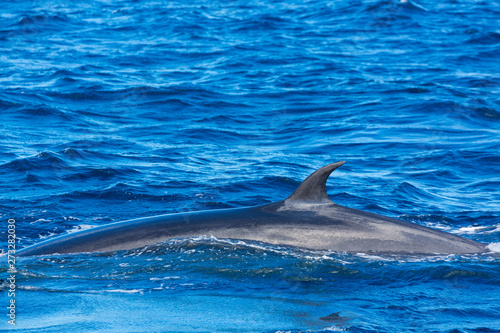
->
[{"left": 1, "top": 0, "right": 499, "bottom": 331}]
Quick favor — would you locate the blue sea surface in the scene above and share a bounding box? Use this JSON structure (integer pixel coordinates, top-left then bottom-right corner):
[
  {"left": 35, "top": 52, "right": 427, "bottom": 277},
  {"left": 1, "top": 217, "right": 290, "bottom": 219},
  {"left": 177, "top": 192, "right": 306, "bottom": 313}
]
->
[{"left": 1, "top": 0, "right": 500, "bottom": 331}]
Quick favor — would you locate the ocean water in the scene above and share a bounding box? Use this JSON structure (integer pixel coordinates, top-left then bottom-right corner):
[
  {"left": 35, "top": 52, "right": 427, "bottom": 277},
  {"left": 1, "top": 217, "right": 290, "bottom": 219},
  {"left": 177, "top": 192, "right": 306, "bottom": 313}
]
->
[{"left": 1, "top": 0, "right": 500, "bottom": 331}]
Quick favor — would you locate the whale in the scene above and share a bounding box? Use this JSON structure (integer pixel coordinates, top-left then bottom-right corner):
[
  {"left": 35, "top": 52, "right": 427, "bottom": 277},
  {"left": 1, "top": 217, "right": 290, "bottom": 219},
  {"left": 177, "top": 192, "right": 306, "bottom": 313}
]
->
[{"left": 17, "top": 161, "right": 488, "bottom": 257}]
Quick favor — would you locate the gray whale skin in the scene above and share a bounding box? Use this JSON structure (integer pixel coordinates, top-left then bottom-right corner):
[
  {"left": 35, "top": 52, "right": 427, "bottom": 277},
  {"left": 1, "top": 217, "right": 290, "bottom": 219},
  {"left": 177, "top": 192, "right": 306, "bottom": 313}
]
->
[{"left": 17, "top": 161, "right": 488, "bottom": 257}]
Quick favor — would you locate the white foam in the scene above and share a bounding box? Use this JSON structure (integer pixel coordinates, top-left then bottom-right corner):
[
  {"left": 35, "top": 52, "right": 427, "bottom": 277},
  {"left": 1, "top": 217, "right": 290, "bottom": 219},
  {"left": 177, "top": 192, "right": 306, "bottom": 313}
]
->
[
  {"left": 63, "top": 216, "right": 81, "bottom": 221},
  {"left": 38, "top": 232, "right": 56, "bottom": 240},
  {"left": 486, "top": 224, "right": 500, "bottom": 234},
  {"left": 30, "top": 218, "right": 51, "bottom": 224},
  {"left": 19, "top": 285, "right": 44, "bottom": 291},
  {"left": 487, "top": 243, "right": 500, "bottom": 253},
  {"left": 105, "top": 289, "right": 143, "bottom": 294},
  {"left": 454, "top": 225, "right": 486, "bottom": 234},
  {"left": 423, "top": 222, "right": 452, "bottom": 231},
  {"left": 149, "top": 276, "right": 180, "bottom": 281},
  {"left": 66, "top": 224, "right": 96, "bottom": 234},
  {"left": 451, "top": 224, "right": 500, "bottom": 235}
]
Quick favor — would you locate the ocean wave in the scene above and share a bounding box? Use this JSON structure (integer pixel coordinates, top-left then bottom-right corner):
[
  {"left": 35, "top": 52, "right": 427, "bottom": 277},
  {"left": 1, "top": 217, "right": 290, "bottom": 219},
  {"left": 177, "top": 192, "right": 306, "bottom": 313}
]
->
[{"left": 2, "top": 0, "right": 499, "bottom": 331}]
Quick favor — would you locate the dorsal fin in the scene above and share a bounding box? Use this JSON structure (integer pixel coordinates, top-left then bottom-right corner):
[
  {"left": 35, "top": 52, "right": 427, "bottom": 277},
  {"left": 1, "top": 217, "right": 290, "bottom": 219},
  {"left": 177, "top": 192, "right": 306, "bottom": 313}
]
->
[{"left": 285, "top": 161, "right": 345, "bottom": 203}]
